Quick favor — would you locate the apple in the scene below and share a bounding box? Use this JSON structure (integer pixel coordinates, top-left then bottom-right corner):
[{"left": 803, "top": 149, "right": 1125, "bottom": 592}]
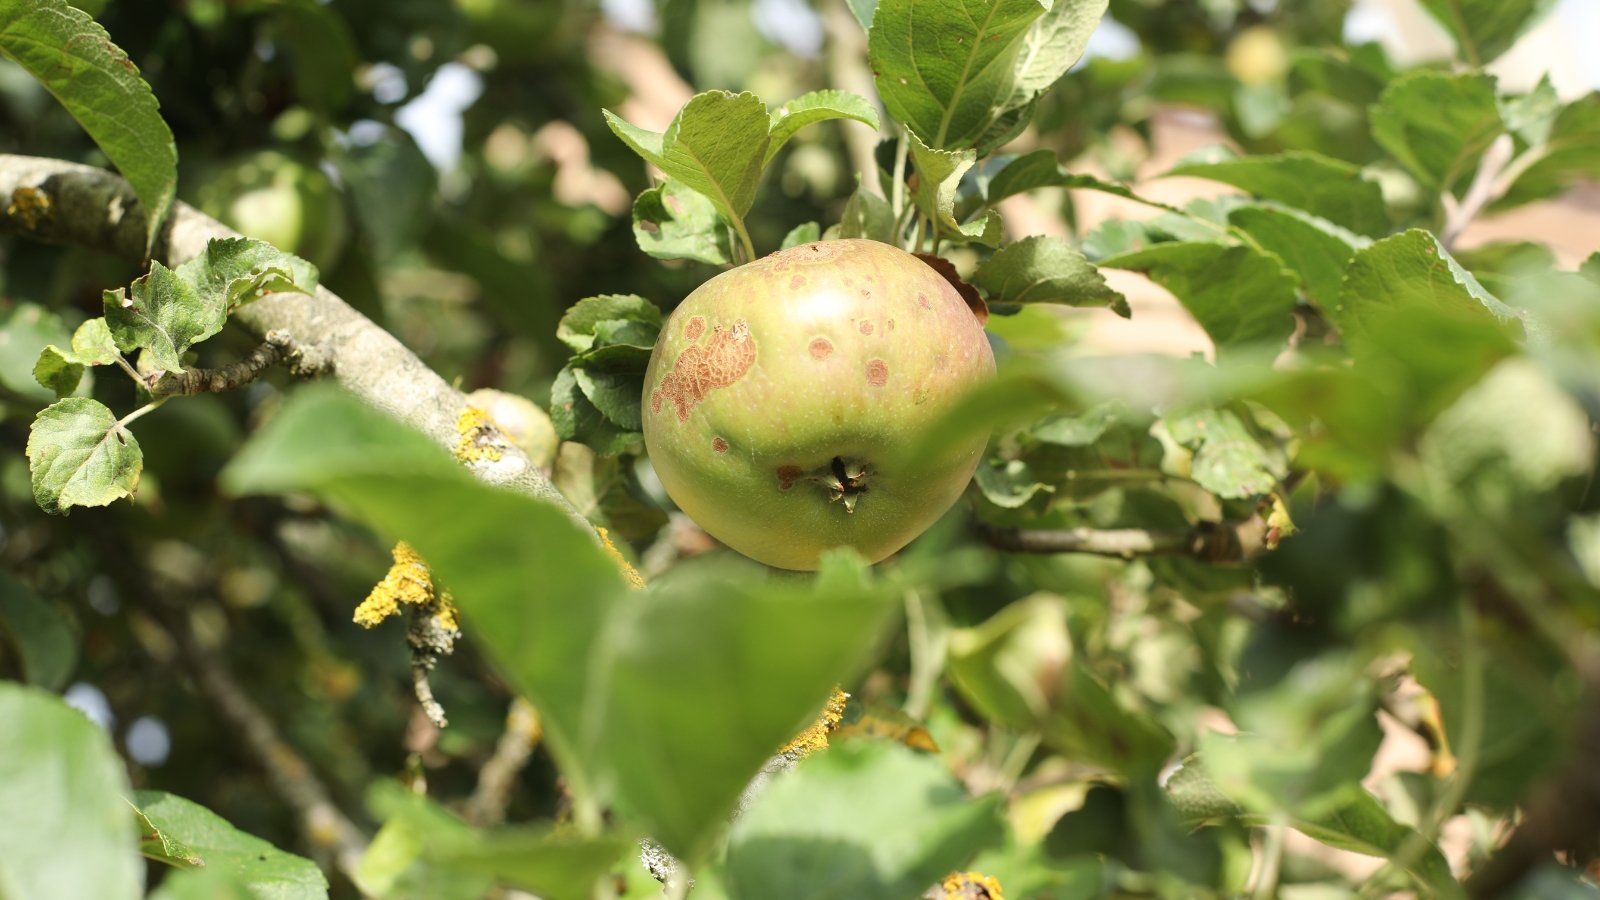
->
[
  {"left": 641, "top": 239, "right": 995, "bottom": 570},
  {"left": 193, "top": 150, "right": 349, "bottom": 270}
]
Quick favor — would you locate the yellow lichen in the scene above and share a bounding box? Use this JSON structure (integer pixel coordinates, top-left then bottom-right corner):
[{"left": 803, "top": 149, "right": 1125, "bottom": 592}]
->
[
  {"left": 6, "top": 187, "right": 51, "bottom": 229},
  {"left": 355, "top": 541, "right": 436, "bottom": 627},
  {"left": 941, "top": 871, "right": 1005, "bottom": 900},
  {"left": 454, "top": 406, "right": 505, "bottom": 464},
  {"left": 597, "top": 526, "right": 646, "bottom": 590},
  {"left": 434, "top": 591, "right": 460, "bottom": 632},
  {"left": 779, "top": 687, "right": 849, "bottom": 759}
]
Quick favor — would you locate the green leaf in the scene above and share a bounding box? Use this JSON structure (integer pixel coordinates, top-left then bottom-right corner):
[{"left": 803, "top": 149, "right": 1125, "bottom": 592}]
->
[
  {"left": 779, "top": 221, "right": 821, "bottom": 250},
  {"left": 221, "top": 387, "right": 897, "bottom": 864},
  {"left": 552, "top": 442, "right": 669, "bottom": 542},
  {"left": 867, "top": 0, "right": 1048, "bottom": 150},
  {"left": 551, "top": 365, "right": 642, "bottom": 456},
  {"left": 258, "top": 0, "right": 360, "bottom": 115},
  {"left": 722, "top": 742, "right": 1005, "bottom": 900},
  {"left": 973, "top": 457, "right": 1051, "bottom": 508},
  {"left": 1227, "top": 205, "right": 1364, "bottom": 310},
  {"left": 1370, "top": 71, "right": 1504, "bottom": 194},
  {"left": 331, "top": 125, "right": 436, "bottom": 263},
  {"left": 1006, "top": 0, "right": 1108, "bottom": 111},
  {"left": 572, "top": 365, "right": 644, "bottom": 431},
  {"left": 132, "top": 791, "right": 328, "bottom": 898},
  {"left": 604, "top": 91, "right": 771, "bottom": 225},
  {"left": 1166, "top": 759, "right": 1457, "bottom": 894},
  {"left": 1499, "top": 75, "right": 1562, "bottom": 147},
  {"left": 765, "top": 89, "right": 880, "bottom": 166},
  {"left": 0, "top": 683, "right": 141, "bottom": 900},
  {"left": 70, "top": 316, "right": 121, "bottom": 364},
  {"left": 0, "top": 0, "right": 177, "bottom": 251},
  {"left": 985, "top": 149, "right": 1183, "bottom": 214},
  {"left": 1159, "top": 408, "right": 1283, "bottom": 499},
  {"left": 906, "top": 130, "right": 1002, "bottom": 246},
  {"left": 33, "top": 345, "right": 85, "bottom": 397},
  {"left": 946, "top": 594, "right": 1174, "bottom": 770},
  {"left": 26, "top": 397, "right": 143, "bottom": 515},
  {"left": 148, "top": 869, "right": 259, "bottom": 900},
  {"left": 0, "top": 572, "right": 77, "bottom": 690},
  {"left": 358, "top": 787, "right": 627, "bottom": 900},
  {"left": 1100, "top": 242, "right": 1299, "bottom": 356},
  {"left": 1417, "top": 0, "right": 1558, "bottom": 65},
  {"left": 1494, "top": 92, "right": 1600, "bottom": 210},
  {"left": 556, "top": 294, "right": 662, "bottom": 354},
  {"left": 972, "top": 235, "right": 1128, "bottom": 316},
  {"left": 1165, "top": 149, "right": 1389, "bottom": 236},
  {"left": 838, "top": 182, "right": 896, "bottom": 243},
  {"left": 35, "top": 318, "right": 124, "bottom": 397},
  {"left": 0, "top": 302, "right": 74, "bottom": 401},
  {"left": 103, "top": 262, "right": 224, "bottom": 374},
  {"left": 632, "top": 180, "right": 736, "bottom": 266},
  {"left": 1330, "top": 229, "right": 1522, "bottom": 352},
  {"left": 178, "top": 237, "right": 319, "bottom": 310},
  {"left": 133, "top": 803, "right": 203, "bottom": 868}
]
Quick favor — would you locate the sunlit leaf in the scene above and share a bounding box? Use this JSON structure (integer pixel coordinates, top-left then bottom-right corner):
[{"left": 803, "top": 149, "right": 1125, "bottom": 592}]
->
[
  {"left": 972, "top": 235, "right": 1128, "bottom": 315},
  {"left": 26, "top": 397, "right": 143, "bottom": 514},
  {"left": 765, "top": 90, "right": 880, "bottom": 166},
  {"left": 132, "top": 791, "right": 328, "bottom": 899},
  {"left": 0, "top": 0, "right": 176, "bottom": 250}
]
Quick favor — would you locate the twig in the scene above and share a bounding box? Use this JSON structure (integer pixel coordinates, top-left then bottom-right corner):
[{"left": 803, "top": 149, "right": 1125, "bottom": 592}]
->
[
  {"left": 975, "top": 517, "right": 1266, "bottom": 562},
  {"left": 0, "top": 154, "right": 593, "bottom": 534},
  {"left": 1440, "top": 134, "right": 1514, "bottom": 249},
  {"left": 464, "top": 698, "right": 541, "bottom": 826},
  {"left": 145, "top": 329, "right": 326, "bottom": 397},
  {"left": 83, "top": 514, "right": 369, "bottom": 879}
]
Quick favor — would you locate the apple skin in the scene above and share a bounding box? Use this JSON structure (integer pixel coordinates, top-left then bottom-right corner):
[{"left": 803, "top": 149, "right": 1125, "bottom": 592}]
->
[{"left": 641, "top": 239, "right": 995, "bottom": 570}]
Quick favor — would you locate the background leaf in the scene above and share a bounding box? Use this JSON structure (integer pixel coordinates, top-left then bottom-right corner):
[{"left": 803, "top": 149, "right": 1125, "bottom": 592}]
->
[
  {"left": 1165, "top": 150, "right": 1389, "bottom": 236},
  {"left": 1417, "top": 0, "right": 1559, "bottom": 65},
  {"left": 721, "top": 742, "right": 1005, "bottom": 900},
  {"left": 221, "top": 387, "right": 899, "bottom": 864},
  {"left": 0, "top": 571, "right": 78, "bottom": 690},
  {"left": 0, "top": 683, "right": 141, "bottom": 900},
  {"left": 1370, "top": 72, "right": 1504, "bottom": 194}
]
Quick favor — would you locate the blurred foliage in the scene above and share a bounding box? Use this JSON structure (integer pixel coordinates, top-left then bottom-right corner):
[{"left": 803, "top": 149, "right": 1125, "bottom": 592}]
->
[{"left": 3, "top": 0, "right": 1600, "bottom": 898}]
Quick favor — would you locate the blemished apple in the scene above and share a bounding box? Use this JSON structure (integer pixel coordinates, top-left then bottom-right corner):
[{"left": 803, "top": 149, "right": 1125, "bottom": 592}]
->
[{"left": 641, "top": 239, "right": 995, "bottom": 570}]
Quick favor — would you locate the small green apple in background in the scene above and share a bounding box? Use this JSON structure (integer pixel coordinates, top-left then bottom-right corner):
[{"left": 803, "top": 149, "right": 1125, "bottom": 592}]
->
[
  {"left": 642, "top": 239, "right": 995, "bottom": 571},
  {"left": 193, "top": 150, "right": 349, "bottom": 270}
]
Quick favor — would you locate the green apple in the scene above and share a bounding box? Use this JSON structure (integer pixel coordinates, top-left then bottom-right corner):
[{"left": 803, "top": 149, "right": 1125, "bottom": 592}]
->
[
  {"left": 194, "top": 150, "right": 349, "bottom": 270},
  {"left": 642, "top": 239, "right": 995, "bottom": 570}
]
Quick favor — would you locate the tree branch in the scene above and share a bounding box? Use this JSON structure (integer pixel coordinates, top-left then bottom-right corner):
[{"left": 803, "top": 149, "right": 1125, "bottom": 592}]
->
[
  {"left": 975, "top": 517, "right": 1267, "bottom": 562},
  {"left": 0, "top": 154, "right": 593, "bottom": 534},
  {"left": 465, "top": 698, "right": 541, "bottom": 827}
]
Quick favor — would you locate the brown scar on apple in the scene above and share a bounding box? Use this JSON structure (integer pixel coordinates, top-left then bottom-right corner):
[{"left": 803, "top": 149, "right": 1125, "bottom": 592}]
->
[
  {"left": 684, "top": 316, "right": 706, "bottom": 341},
  {"left": 809, "top": 337, "right": 834, "bottom": 359},
  {"left": 866, "top": 359, "right": 888, "bottom": 386},
  {"left": 711, "top": 436, "right": 729, "bottom": 453},
  {"left": 859, "top": 321, "right": 874, "bottom": 335},
  {"left": 651, "top": 321, "right": 756, "bottom": 422},
  {"left": 776, "top": 465, "right": 804, "bottom": 490}
]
